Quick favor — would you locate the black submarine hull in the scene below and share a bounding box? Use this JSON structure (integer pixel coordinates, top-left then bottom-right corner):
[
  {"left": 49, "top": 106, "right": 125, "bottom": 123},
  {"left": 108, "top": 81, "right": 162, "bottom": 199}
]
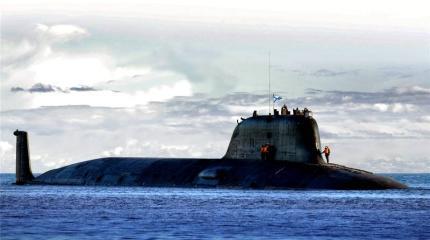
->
[{"left": 33, "top": 157, "right": 407, "bottom": 190}]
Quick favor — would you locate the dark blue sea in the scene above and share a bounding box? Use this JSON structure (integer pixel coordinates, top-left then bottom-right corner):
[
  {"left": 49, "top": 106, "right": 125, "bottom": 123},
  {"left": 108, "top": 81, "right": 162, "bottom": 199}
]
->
[{"left": 1, "top": 173, "right": 429, "bottom": 240}]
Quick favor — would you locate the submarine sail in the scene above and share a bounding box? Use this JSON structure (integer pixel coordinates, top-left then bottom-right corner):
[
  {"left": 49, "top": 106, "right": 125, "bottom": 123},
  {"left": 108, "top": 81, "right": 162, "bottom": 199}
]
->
[{"left": 224, "top": 111, "right": 324, "bottom": 164}]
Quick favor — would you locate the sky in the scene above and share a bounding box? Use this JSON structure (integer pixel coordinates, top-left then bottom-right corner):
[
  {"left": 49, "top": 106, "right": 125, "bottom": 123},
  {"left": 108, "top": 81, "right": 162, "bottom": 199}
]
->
[{"left": 1, "top": 0, "right": 429, "bottom": 173}]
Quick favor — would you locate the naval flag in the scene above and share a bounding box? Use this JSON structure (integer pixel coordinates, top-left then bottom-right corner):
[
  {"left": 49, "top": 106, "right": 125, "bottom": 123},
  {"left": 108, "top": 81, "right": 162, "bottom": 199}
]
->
[{"left": 273, "top": 94, "right": 282, "bottom": 103}]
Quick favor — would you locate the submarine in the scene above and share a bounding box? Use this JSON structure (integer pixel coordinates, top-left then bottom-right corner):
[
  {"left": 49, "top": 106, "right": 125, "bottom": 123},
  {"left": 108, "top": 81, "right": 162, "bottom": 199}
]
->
[{"left": 14, "top": 105, "right": 407, "bottom": 189}]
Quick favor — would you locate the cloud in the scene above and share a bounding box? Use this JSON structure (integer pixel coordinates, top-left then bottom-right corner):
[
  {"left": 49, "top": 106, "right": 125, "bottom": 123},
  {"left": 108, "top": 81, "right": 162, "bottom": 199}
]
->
[
  {"left": 35, "top": 24, "right": 89, "bottom": 42},
  {"left": 391, "top": 86, "right": 430, "bottom": 95},
  {"left": 10, "top": 87, "right": 25, "bottom": 92},
  {"left": 1, "top": 24, "right": 89, "bottom": 70},
  {"left": 0, "top": 141, "right": 13, "bottom": 157},
  {"left": 296, "top": 86, "right": 430, "bottom": 139},
  {"left": 1, "top": 40, "right": 38, "bottom": 67},
  {"left": 14, "top": 84, "right": 100, "bottom": 93},
  {"left": 1, "top": 24, "right": 103, "bottom": 93},
  {"left": 8, "top": 80, "right": 193, "bottom": 108},
  {"left": 26, "top": 55, "right": 113, "bottom": 88},
  {"left": 302, "top": 85, "right": 430, "bottom": 106},
  {"left": 364, "top": 156, "right": 430, "bottom": 173},
  {"left": 28, "top": 83, "right": 57, "bottom": 93},
  {"left": 330, "top": 139, "right": 430, "bottom": 173},
  {"left": 383, "top": 70, "right": 414, "bottom": 79},
  {"left": 69, "top": 86, "right": 98, "bottom": 92},
  {"left": 10, "top": 83, "right": 66, "bottom": 93},
  {"left": 1, "top": 85, "right": 429, "bottom": 173},
  {"left": 1, "top": 23, "right": 198, "bottom": 110},
  {"left": 311, "top": 69, "right": 360, "bottom": 77}
]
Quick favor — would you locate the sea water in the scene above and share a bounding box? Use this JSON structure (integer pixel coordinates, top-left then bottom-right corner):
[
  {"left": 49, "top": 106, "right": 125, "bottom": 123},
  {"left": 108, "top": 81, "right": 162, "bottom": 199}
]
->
[{"left": 1, "top": 173, "right": 429, "bottom": 239}]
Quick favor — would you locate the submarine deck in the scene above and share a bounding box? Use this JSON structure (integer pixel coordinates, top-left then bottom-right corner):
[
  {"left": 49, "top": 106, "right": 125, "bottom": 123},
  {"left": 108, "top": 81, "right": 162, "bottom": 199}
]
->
[{"left": 33, "top": 157, "right": 407, "bottom": 189}]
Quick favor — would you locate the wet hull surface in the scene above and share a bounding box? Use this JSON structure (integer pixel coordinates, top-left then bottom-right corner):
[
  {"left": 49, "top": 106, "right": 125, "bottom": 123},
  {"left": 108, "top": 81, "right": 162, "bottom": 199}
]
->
[{"left": 34, "top": 158, "right": 407, "bottom": 190}]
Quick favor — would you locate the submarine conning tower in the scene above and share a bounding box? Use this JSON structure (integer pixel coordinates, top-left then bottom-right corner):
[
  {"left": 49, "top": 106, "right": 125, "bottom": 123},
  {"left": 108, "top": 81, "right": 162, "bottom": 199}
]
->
[
  {"left": 14, "top": 130, "right": 34, "bottom": 184},
  {"left": 224, "top": 106, "right": 325, "bottom": 164}
]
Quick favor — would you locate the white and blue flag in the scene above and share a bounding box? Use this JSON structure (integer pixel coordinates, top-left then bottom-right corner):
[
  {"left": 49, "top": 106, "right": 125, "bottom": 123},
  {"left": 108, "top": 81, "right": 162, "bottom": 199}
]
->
[{"left": 273, "top": 94, "right": 282, "bottom": 103}]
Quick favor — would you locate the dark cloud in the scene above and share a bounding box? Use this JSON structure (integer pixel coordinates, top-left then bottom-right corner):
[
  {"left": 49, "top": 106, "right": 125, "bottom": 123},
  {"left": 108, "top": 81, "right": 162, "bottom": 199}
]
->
[
  {"left": 288, "top": 68, "right": 361, "bottom": 77},
  {"left": 302, "top": 86, "right": 430, "bottom": 106},
  {"left": 69, "top": 86, "right": 98, "bottom": 92},
  {"left": 305, "top": 88, "right": 324, "bottom": 95},
  {"left": 29, "top": 83, "right": 56, "bottom": 93},
  {"left": 312, "top": 69, "right": 360, "bottom": 77},
  {"left": 383, "top": 70, "right": 414, "bottom": 79},
  {"left": 10, "top": 87, "right": 25, "bottom": 92},
  {"left": 10, "top": 84, "right": 101, "bottom": 93}
]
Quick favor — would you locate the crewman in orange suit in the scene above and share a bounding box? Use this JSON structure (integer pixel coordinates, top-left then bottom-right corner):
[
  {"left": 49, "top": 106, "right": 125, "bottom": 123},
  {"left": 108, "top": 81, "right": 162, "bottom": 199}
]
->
[
  {"left": 322, "top": 146, "right": 331, "bottom": 163},
  {"left": 260, "top": 144, "right": 269, "bottom": 161}
]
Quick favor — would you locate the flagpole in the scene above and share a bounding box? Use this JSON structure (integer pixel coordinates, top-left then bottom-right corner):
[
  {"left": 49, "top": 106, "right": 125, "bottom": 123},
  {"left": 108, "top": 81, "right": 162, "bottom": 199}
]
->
[
  {"left": 268, "top": 51, "right": 271, "bottom": 115},
  {"left": 273, "top": 94, "right": 275, "bottom": 111}
]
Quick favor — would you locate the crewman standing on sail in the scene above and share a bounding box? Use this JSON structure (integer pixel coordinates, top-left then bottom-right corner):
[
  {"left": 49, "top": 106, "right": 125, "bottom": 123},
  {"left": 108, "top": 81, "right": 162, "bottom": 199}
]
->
[
  {"left": 260, "top": 144, "right": 269, "bottom": 161},
  {"left": 322, "top": 146, "right": 331, "bottom": 163}
]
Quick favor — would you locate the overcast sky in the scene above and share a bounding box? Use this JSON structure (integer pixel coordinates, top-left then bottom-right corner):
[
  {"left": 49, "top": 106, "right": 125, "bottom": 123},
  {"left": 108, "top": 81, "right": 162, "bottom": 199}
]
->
[{"left": 1, "top": 0, "right": 429, "bottom": 173}]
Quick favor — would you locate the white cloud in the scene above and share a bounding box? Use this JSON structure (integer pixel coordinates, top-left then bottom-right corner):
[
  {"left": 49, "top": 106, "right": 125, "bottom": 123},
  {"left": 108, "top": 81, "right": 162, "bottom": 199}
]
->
[
  {"left": 393, "top": 86, "right": 430, "bottom": 95},
  {"left": 28, "top": 54, "right": 112, "bottom": 87},
  {"left": 0, "top": 141, "right": 14, "bottom": 172},
  {"left": 1, "top": 24, "right": 88, "bottom": 70},
  {"left": 1, "top": 40, "right": 36, "bottom": 66},
  {"left": 26, "top": 80, "right": 192, "bottom": 108},
  {"left": 2, "top": 0, "right": 429, "bottom": 32},
  {"left": 421, "top": 116, "right": 430, "bottom": 122},
  {"left": 391, "top": 103, "right": 414, "bottom": 113},
  {"left": 373, "top": 103, "right": 389, "bottom": 112},
  {"left": 35, "top": 23, "right": 88, "bottom": 42},
  {"left": 331, "top": 140, "right": 430, "bottom": 173},
  {"left": 0, "top": 141, "right": 13, "bottom": 157},
  {"left": 2, "top": 23, "right": 194, "bottom": 110}
]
